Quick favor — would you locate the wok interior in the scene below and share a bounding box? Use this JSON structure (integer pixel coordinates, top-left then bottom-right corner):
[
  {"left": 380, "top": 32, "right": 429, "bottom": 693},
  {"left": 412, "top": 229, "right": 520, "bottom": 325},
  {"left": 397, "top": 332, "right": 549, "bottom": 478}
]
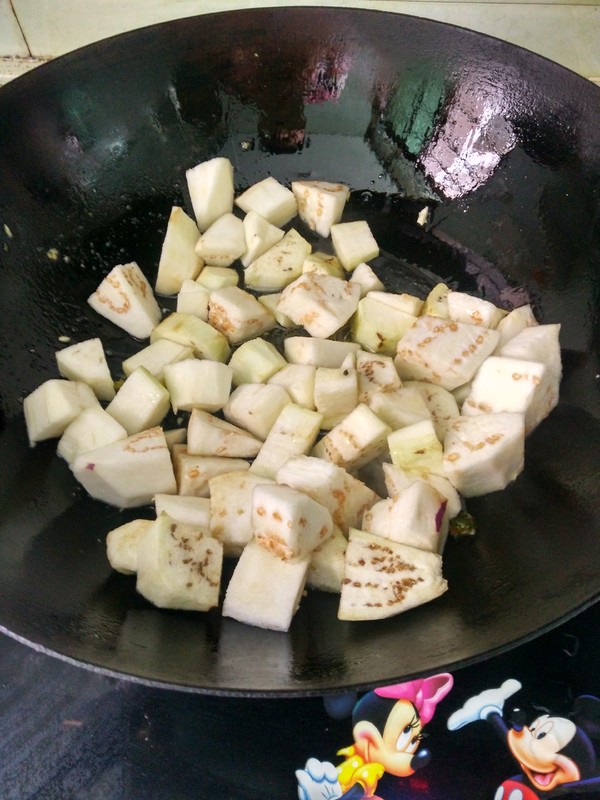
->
[{"left": 0, "top": 8, "right": 599, "bottom": 695}]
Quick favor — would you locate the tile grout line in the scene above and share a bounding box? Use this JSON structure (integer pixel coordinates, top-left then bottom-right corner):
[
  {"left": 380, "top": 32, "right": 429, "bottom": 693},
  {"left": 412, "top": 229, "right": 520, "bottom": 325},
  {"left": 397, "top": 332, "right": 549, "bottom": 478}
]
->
[{"left": 8, "top": 0, "right": 32, "bottom": 57}]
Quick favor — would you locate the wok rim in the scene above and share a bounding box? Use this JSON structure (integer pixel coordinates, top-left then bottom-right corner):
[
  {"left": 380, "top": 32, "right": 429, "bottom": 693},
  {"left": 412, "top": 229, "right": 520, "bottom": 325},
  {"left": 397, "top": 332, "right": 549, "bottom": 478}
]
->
[{"left": 1, "top": 4, "right": 599, "bottom": 697}]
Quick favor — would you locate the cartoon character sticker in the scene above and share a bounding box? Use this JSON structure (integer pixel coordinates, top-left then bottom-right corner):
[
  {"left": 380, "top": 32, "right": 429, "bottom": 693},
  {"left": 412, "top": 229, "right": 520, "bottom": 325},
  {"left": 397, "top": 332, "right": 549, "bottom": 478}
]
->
[
  {"left": 296, "top": 672, "right": 454, "bottom": 800},
  {"left": 447, "top": 679, "right": 600, "bottom": 798}
]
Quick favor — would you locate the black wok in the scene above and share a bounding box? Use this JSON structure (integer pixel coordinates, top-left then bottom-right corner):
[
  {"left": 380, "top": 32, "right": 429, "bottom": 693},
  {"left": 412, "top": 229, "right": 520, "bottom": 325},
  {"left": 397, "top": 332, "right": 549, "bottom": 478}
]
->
[{"left": 0, "top": 7, "right": 599, "bottom": 696}]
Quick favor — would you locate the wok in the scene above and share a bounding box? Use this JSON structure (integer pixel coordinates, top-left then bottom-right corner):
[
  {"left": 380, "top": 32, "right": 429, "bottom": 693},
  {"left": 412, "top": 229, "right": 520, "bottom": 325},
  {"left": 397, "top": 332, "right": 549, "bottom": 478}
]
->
[{"left": 0, "top": 7, "right": 599, "bottom": 696}]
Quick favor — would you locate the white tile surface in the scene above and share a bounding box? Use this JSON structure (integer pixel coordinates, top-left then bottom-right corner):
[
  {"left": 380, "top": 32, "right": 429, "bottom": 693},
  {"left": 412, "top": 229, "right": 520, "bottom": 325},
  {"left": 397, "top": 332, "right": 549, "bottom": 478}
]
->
[
  {"left": 0, "top": 56, "right": 43, "bottom": 84},
  {"left": 7, "top": 0, "right": 600, "bottom": 82},
  {"left": 0, "top": 0, "right": 29, "bottom": 56}
]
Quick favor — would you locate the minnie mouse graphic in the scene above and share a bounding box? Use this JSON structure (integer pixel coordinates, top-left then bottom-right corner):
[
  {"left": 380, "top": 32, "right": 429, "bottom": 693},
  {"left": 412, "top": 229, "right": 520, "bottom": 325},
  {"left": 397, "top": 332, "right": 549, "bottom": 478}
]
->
[{"left": 296, "top": 673, "right": 454, "bottom": 800}]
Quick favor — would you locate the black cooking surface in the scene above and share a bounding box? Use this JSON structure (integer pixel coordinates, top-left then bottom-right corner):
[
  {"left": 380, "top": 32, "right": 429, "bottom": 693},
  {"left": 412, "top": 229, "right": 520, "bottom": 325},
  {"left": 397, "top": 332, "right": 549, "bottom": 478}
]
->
[
  {"left": 1, "top": 7, "right": 600, "bottom": 696},
  {"left": 2, "top": 601, "right": 600, "bottom": 799}
]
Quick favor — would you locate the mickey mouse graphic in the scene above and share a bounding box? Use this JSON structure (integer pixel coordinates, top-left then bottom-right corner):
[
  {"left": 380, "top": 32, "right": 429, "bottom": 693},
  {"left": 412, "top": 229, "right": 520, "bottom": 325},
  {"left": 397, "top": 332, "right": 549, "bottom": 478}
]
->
[
  {"left": 296, "top": 673, "right": 454, "bottom": 799},
  {"left": 447, "top": 679, "right": 600, "bottom": 798}
]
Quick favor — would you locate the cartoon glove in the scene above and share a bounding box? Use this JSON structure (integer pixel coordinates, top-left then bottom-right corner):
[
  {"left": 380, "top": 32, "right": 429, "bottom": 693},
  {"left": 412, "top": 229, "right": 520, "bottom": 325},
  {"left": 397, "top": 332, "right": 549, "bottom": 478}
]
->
[
  {"left": 447, "top": 679, "right": 522, "bottom": 730},
  {"left": 296, "top": 757, "right": 343, "bottom": 800}
]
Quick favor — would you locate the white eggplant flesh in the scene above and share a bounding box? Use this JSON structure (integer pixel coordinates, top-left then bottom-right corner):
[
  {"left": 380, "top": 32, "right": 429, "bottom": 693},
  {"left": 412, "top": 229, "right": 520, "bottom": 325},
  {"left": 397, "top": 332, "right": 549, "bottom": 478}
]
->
[
  {"left": 186, "top": 408, "right": 262, "bottom": 458},
  {"left": 362, "top": 479, "right": 447, "bottom": 553},
  {"left": 23, "top": 379, "right": 99, "bottom": 445},
  {"left": 313, "top": 366, "right": 358, "bottom": 429},
  {"left": 417, "top": 206, "right": 430, "bottom": 226},
  {"left": 446, "top": 291, "right": 506, "bottom": 329},
  {"left": 136, "top": 513, "right": 223, "bottom": 612},
  {"left": 368, "top": 387, "right": 431, "bottom": 431},
  {"left": 186, "top": 156, "right": 234, "bottom": 232},
  {"left": 24, "top": 159, "right": 569, "bottom": 634},
  {"left": 277, "top": 272, "right": 360, "bottom": 338},
  {"left": 72, "top": 426, "right": 177, "bottom": 508},
  {"left": 163, "top": 428, "right": 187, "bottom": 450},
  {"left": 209, "top": 470, "right": 274, "bottom": 557},
  {"left": 356, "top": 350, "right": 402, "bottom": 404},
  {"left": 222, "top": 540, "right": 309, "bottom": 632},
  {"left": 452, "top": 380, "right": 473, "bottom": 409},
  {"left": 388, "top": 419, "right": 445, "bottom": 477},
  {"left": 227, "top": 337, "right": 287, "bottom": 385},
  {"left": 496, "top": 323, "right": 562, "bottom": 384},
  {"left": 291, "top": 180, "right": 350, "bottom": 237},
  {"left": 313, "top": 403, "right": 391, "bottom": 470},
  {"left": 122, "top": 339, "right": 194, "bottom": 382},
  {"left": 380, "top": 461, "right": 415, "bottom": 495},
  {"left": 368, "top": 290, "right": 424, "bottom": 317},
  {"left": 340, "top": 351, "right": 357, "bottom": 371},
  {"left": 276, "top": 455, "right": 379, "bottom": 534},
  {"left": 106, "top": 366, "right": 170, "bottom": 435},
  {"left": 252, "top": 482, "right": 333, "bottom": 561},
  {"left": 88, "top": 262, "right": 162, "bottom": 340},
  {"left": 106, "top": 518, "right": 153, "bottom": 574},
  {"left": 195, "top": 266, "right": 239, "bottom": 290},
  {"left": 235, "top": 176, "right": 298, "bottom": 227},
  {"left": 224, "top": 383, "right": 291, "bottom": 440},
  {"left": 57, "top": 406, "right": 127, "bottom": 466},
  {"left": 153, "top": 494, "right": 210, "bottom": 530},
  {"left": 208, "top": 286, "right": 275, "bottom": 345},
  {"left": 283, "top": 336, "right": 360, "bottom": 368},
  {"left": 150, "top": 311, "right": 230, "bottom": 362},
  {"left": 422, "top": 283, "right": 451, "bottom": 319},
  {"left": 172, "top": 447, "right": 249, "bottom": 497},
  {"left": 404, "top": 380, "right": 461, "bottom": 442},
  {"left": 443, "top": 412, "right": 525, "bottom": 497},
  {"left": 163, "top": 358, "right": 233, "bottom": 413},
  {"left": 338, "top": 529, "right": 447, "bottom": 621},
  {"left": 307, "top": 526, "right": 347, "bottom": 594},
  {"left": 250, "top": 403, "right": 323, "bottom": 479},
  {"left": 241, "top": 210, "right": 285, "bottom": 267},
  {"left": 302, "top": 251, "right": 345, "bottom": 279},
  {"left": 395, "top": 315, "right": 500, "bottom": 391},
  {"left": 257, "top": 292, "right": 294, "bottom": 327},
  {"left": 154, "top": 206, "right": 202, "bottom": 296},
  {"left": 383, "top": 462, "right": 462, "bottom": 520},
  {"left": 349, "top": 262, "right": 384, "bottom": 297},
  {"left": 55, "top": 337, "right": 115, "bottom": 402},
  {"left": 267, "top": 363, "right": 315, "bottom": 409},
  {"left": 352, "top": 294, "right": 418, "bottom": 356},
  {"left": 462, "top": 355, "right": 554, "bottom": 434},
  {"left": 494, "top": 304, "right": 539, "bottom": 349},
  {"left": 194, "top": 212, "right": 246, "bottom": 267},
  {"left": 330, "top": 220, "right": 379, "bottom": 271}
]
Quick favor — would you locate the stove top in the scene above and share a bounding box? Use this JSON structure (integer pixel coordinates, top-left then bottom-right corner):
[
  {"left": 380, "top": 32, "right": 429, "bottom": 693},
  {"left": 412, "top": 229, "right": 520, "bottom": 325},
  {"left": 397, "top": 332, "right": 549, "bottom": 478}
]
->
[{"left": 2, "top": 601, "right": 600, "bottom": 799}]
